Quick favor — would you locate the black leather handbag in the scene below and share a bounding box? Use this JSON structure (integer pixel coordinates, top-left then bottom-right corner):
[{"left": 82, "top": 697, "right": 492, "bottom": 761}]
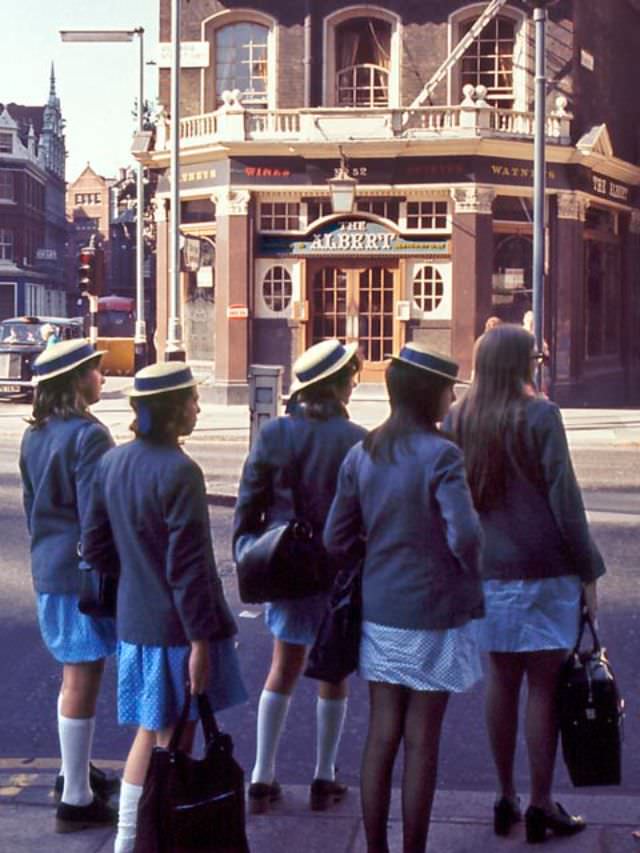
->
[
  {"left": 304, "top": 559, "right": 363, "bottom": 684},
  {"left": 235, "top": 421, "right": 331, "bottom": 604},
  {"left": 77, "top": 558, "right": 118, "bottom": 619},
  {"left": 557, "top": 609, "right": 623, "bottom": 787},
  {"left": 134, "top": 690, "right": 249, "bottom": 853}
]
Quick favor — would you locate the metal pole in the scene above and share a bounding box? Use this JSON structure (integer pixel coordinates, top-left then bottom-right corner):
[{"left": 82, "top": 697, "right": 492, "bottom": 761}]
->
[
  {"left": 532, "top": 3, "right": 547, "bottom": 390},
  {"left": 166, "top": 0, "right": 185, "bottom": 360},
  {"left": 134, "top": 27, "right": 147, "bottom": 369}
]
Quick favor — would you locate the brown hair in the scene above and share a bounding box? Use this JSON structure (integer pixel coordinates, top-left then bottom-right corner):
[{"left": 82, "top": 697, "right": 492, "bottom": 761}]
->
[
  {"left": 294, "top": 352, "right": 361, "bottom": 419},
  {"left": 129, "top": 386, "right": 196, "bottom": 443},
  {"left": 28, "top": 357, "right": 102, "bottom": 429}
]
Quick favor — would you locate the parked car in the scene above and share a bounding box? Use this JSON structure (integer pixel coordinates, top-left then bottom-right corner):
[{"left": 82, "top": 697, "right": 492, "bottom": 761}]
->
[{"left": 0, "top": 316, "right": 85, "bottom": 401}]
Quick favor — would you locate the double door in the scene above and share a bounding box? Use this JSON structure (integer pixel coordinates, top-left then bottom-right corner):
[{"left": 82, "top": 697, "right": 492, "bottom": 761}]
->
[{"left": 308, "top": 261, "right": 401, "bottom": 382}]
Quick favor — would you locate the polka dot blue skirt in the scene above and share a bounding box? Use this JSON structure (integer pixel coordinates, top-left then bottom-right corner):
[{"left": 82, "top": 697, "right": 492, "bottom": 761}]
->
[
  {"left": 36, "top": 593, "right": 117, "bottom": 664},
  {"left": 117, "top": 638, "right": 248, "bottom": 732}
]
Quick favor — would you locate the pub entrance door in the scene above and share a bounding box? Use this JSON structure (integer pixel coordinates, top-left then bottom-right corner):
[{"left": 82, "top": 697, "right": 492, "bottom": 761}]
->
[{"left": 307, "top": 260, "right": 402, "bottom": 382}]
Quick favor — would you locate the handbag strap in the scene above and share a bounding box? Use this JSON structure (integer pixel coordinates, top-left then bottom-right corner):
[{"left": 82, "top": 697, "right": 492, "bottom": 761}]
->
[
  {"left": 573, "top": 605, "right": 601, "bottom": 656},
  {"left": 281, "top": 416, "right": 306, "bottom": 520},
  {"left": 168, "top": 683, "right": 221, "bottom": 752}
]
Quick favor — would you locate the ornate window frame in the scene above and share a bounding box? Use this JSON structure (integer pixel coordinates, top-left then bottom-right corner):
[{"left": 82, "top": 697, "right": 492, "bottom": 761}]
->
[
  {"left": 405, "top": 260, "right": 452, "bottom": 320},
  {"left": 448, "top": 3, "right": 529, "bottom": 111},
  {"left": 201, "top": 9, "right": 278, "bottom": 112},
  {"left": 323, "top": 6, "right": 402, "bottom": 108},
  {"left": 254, "top": 258, "right": 302, "bottom": 319}
]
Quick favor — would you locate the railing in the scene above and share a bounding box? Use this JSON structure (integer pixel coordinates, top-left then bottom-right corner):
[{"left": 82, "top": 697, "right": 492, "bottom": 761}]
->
[
  {"left": 248, "top": 110, "right": 301, "bottom": 137},
  {"left": 180, "top": 113, "right": 218, "bottom": 141}
]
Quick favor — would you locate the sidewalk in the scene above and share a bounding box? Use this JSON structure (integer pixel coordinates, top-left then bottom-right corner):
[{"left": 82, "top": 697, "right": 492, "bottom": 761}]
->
[{"left": 1, "top": 764, "right": 639, "bottom": 852}]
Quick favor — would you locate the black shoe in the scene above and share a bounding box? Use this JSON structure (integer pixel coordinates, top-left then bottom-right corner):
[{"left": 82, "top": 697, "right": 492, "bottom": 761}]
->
[
  {"left": 55, "top": 796, "right": 118, "bottom": 834},
  {"left": 247, "top": 781, "right": 282, "bottom": 815},
  {"left": 53, "top": 763, "right": 121, "bottom": 803},
  {"left": 310, "top": 778, "right": 348, "bottom": 811},
  {"left": 525, "top": 802, "right": 586, "bottom": 844},
  {"left": 494, "top": 796, "right": 521, "bottom": 836}
]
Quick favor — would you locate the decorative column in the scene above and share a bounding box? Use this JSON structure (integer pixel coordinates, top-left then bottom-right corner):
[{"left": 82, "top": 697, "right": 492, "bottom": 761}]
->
[
  {"left": 151, "top": 197, "right": 170, "bottom": 361},
  {"left": 450, "top": 185, "right": 495, "bottom": 379},
  {"left": 211, "top": 188, "right": 252, "bottom": 404},
  {"left": 552, "top": 191, "right": 587, "bottom": 404}
]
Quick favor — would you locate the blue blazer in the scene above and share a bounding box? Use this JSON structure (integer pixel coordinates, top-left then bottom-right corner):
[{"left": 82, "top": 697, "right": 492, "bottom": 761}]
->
[
  {"left": 324, "top": 432, "right": 484, "bottom": 631},
  {"left": 20, "top": 416, "right": 114, "bottom": 595},
  {"left": 83, "top": 438, "right": 236, "bottom": 647}
]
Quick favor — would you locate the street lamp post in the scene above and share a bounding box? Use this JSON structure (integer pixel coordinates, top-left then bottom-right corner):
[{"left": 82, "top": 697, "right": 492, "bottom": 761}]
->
[{"left": 60, "top": 27, "right": 148, "bottom": 369}]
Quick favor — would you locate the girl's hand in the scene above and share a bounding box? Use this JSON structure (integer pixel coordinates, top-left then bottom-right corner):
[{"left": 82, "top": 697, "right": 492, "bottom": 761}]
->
[
  {"left": 583, "top": 581, "right": 598, "bottom": 623},
  {"left": 188, "top": 640, "right": 210, "bottom": 695}
]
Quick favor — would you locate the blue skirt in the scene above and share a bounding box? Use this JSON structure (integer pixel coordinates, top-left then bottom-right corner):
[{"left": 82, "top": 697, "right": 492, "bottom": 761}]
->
[
  {"left": 359, "top": 619, "right": 483, "bottom": 693},
  {"left": 36, "top": 593, "right": 117, "bottom": 664},
  {"left": 117, "top": 638, "right": 248, "bottom": 731},
  {"left": 477, "top": 575, "right": 582, "bottom": 652},
  {"left": 265, "top": 591, "right": 330, "bottom": 646}
]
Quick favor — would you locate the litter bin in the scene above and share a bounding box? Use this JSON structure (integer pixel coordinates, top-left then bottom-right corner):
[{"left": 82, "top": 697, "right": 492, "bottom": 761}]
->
[{"left": 248, "top": 364, "right": 283, "bottom": 448}]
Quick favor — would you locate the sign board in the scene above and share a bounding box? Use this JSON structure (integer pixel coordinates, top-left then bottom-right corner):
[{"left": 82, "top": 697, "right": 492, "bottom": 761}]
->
[
  {"left": 197, "top": 266, "right": 213, "bottom": 289},
  {"left": 36, "top": 248, "right": 57, "bottom": 261},
  {"left": 157, "top": 41, "right": 210, "bottom": 68},
  {"left": 182, "top": 236, "right": 202, "bottom": 272},
  {"left": 227, "top": 304, "right": 249, "bottom": 319}
]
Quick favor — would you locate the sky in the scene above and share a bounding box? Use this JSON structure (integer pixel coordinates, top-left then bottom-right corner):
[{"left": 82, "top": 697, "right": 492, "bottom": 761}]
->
[{"left": 0, "top": 0, "right": 160, "bottom": 181}]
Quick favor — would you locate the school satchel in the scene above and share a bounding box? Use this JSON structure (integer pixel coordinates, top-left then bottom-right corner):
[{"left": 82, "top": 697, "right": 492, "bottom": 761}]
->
[
  {"left": 557, "top": 609, "right": 624, "bottom": 787},
  {"left": 134, "top": 690, "right": 249, "bottom": 853},
  {"left": 77, "top": 558, "right": 118, "bottom": 619}
]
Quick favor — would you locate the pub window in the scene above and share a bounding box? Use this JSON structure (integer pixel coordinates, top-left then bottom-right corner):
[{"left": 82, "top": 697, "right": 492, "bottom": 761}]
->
[
  {"left": 406, "top": 201, "right": 448, "bottom": 230},
  {"left": 0, "top": 133, "right": 12, "bottom": 153},
  {"left": 584, "top": 239, "right": 620, "bottom": 359},
  {"left": 412, "top": 265, "right": 444, "bottom": 313},
  {"left": 215, "top": 22, "right": 268, "bottom": 107},
  {"left": 0, "top": 171, "right": 15, "bottom": 201},
  {"left": 260, "top": 202, "right": 300, "bottom": 231},
  {"left": 0, "top": 228, "right": 14, "bottom": 260},
  {"left": 335, "top": 17, "right": 391, "bottom": 107},
  {"left": 356, "top": 199, "right": 399, "bottom": 222},
  {"left": 459, "top": 16, "right": 516, "bottom": 108},
  {"left": 306, "top": 199, "right": 332, "bottom": 224},
  {"left": 262, "top": 266, "right": 292, "bottom": 313}
]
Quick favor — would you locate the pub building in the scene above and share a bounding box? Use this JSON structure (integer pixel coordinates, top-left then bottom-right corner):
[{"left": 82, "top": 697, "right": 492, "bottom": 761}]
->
[{"left": 141, "top": 0, "right": 640, "bottom": 404}]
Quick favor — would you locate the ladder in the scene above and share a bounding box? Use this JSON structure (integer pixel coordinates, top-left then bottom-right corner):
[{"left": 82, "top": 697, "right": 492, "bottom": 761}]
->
[{"left": 409, "top": 0, "right": 510, "bottom": 108}]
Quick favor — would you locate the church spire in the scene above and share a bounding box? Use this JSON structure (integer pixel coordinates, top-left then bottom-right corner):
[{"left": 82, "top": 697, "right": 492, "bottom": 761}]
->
[{"left": 49, "top": 62, "right": 57, "bottom": 101}]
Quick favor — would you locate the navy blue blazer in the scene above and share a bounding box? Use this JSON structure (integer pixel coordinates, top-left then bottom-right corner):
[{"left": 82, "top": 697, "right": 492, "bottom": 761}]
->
[
  {"left": 83, "top": 439, "right": 236, "bottom": 647},
  {"left": 324, "top": 432, "right": 485, "bottom": 631},
  {"left": 20, "top": 416, "right": 114, "bottom": 595},
  {"left": 233, "top": 409, "right": 367, "bottom": 570},
  {"left": 445, "top": 397, "right": 606, "bottom": 583}
]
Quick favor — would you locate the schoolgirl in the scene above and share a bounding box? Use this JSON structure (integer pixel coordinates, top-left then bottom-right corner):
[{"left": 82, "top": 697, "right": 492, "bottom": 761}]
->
[
  {"left": 19, "top": 339, "right": 119, "bottom": 833},
  {"left": 82, "top": 361, "right": 246, "bottom": 853},
  {"left": 233, "top": 339, "right": 366, "bottom": 813},
  {"left": 324, "top": 343, "right": 484, "bottom": 853},
  {"left": 446, "top": 324, "right": 604, "bottom": 843}
]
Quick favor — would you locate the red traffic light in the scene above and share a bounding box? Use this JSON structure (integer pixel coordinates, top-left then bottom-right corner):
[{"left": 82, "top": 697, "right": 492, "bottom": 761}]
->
[{"left": 77, "top": 245, "right": 104, "bottom": 295}]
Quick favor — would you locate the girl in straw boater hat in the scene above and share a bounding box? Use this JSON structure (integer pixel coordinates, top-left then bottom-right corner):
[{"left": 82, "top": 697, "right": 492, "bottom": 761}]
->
[
  {"left": 233, "top": 338, "right": 366, "bottom": 814},
  {"left": 324, "top": 342, "right": 484, "bottom": 853},
  {"left": 19, "top": 339, "right": 119, "bottom": 833},
  {"left": 82, "top": 362, "right": 247, "bottom": 853}
]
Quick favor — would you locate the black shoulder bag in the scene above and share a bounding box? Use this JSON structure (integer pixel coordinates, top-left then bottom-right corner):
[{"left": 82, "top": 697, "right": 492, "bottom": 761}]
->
[
  {"left": 557, "top": 607, "right": 624, "bottom": 787},
  {"left": 134, "top": 689, "right": 249, "bottom": 853},
  {"left": 235, "top": 420, "right": 331, "bottom": 604}
]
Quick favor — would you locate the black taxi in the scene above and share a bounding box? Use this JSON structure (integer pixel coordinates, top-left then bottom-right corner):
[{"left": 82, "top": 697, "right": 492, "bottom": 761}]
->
[{"left": 0, "top": 316, "right": 85, "bottom": 400}]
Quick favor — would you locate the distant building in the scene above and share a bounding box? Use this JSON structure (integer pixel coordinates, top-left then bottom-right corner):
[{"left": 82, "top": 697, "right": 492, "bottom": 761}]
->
[
  {"left": 65, "top": 163, "right": 114, "bottom": 296},
  {"left": 0, "top": 65, "right": 67, "bottom": 320}
]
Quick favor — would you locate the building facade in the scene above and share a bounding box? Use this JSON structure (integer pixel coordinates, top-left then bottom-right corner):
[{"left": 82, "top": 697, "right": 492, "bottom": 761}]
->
[
  {"left": 142, "top": 0, "right": 640, "bottom": 404},
  {"left": 65, "top": 163, "right": 114, "bottom": 298},
  {"left": 0, "top": 67, "right": 67, "bottom": 321}
]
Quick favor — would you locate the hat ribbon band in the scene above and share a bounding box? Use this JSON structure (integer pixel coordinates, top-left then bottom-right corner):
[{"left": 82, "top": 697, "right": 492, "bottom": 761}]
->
[
  {"left": 399, "top": 347, "right": 458, "bottom": 378},
  {"left": 134, "top": 367, "right": 194, "bottom": 392},
  {"left": 33, "top": 343, "right": 97, "bottom": 377},
  {"left": 296, "top": 345, "right": 347, "bottom": 383}
]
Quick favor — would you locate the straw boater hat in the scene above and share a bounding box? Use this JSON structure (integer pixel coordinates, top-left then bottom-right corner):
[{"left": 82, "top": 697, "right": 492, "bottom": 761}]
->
[
  {"left": 128, "top": 362, "right": 198, "bottom": 398},
  {"left": 390, "top": 342, "right": 467, "bottom": 383},
  {"left": 32, "top": 339, "right": 105, "bottom": 384},
  {"left": 289, "top": 339, "right": 359, "bottom": 396}
]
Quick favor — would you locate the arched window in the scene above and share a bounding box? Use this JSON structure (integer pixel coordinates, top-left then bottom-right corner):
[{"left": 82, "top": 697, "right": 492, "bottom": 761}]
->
[
  {"left": 215, "top": 22, "right": 268, "bottom": 107},
  {"left": 263, "top": 266, "right": 292, "bottom": 313},
  {"left": 412, "top": 265, "right": 444, "bottom": 313}
]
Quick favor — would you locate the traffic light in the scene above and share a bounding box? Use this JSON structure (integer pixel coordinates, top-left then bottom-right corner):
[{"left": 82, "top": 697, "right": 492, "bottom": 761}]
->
[{"left": 77, "top": 245, "right": 104, "bottom": 296}]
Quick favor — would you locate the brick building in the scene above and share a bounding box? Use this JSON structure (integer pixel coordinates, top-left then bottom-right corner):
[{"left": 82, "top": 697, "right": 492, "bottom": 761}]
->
[
  {"left": 65, "top": 163, "right": 114, "bottom": 297},
  {"left": 141, "top": 0, "right": 640, "bottom": 404},
  {"left": 0, "top": 67, "right": 67, "bottom": 320}
]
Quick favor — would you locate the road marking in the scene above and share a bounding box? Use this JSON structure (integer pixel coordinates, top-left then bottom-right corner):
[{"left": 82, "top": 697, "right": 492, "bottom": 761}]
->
[{"left": 0, "top": 758, "right": 124, "bottom": 771}]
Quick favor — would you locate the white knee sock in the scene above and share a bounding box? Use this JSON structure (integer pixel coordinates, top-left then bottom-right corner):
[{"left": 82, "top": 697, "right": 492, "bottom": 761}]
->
[
  {"left": 314, "top": 697, "right": 347, "bottom": 782},
  {"left": 58, "top": 714, "right": 94, "bottom": 806},
  {"left": 251, "top": 690, "right": 291, "bottom": 785},
  {"left": 114, "top": 780, "right": 143, "bottom": 853},
  {"left": 56, "top": 694, "right": 65, "bottom": 777}
]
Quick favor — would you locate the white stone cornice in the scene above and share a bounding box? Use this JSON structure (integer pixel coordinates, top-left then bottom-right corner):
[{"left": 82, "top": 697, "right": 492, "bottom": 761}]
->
[
  {"left": 630, "top": 210, "right": 640, "bottom": 235},
  {"left": 556, "top": 192, "right": 588, "bottom": 222},
  {"left": 451, "top": 185, "right": 495, "bottom": 215},
  {"left": 211, "top": 188, "right": 251, "bottom": 216}
]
